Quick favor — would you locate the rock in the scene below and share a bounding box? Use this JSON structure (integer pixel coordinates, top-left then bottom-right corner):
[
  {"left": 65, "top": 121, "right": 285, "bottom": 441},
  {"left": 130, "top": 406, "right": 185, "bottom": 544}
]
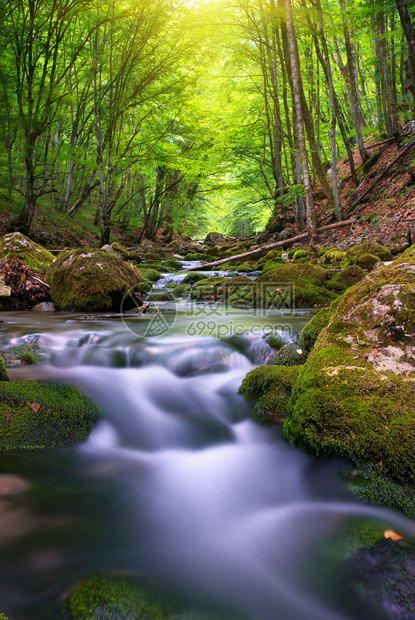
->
[
  {"left": 30, "top": 231, "right": 51, "bottom": 246},
  {"left": 284, "top": 248, "right": 415, "bottom": 485},
  {"left": 0, "top": 232, "right": 54, "bottom": 270},
  {"left": 274, "top": 344, "right": 308, "bottom": 366},
  {"left": 278, "top": 227, "right": 297, "bottom": 241},
  {"left": 389, "top": 232, "right": 411, "bottom": 255},
  {"left": 239, "top": 365, "right": 301, "bottom": 421},
  {"left": 32, "top": 302, "right": 55, "bottom": 311},
  {"left": 0, "top": 276, "right": 11, "bottom": 298},
  {"left": 297, "top": 305, "right": 337, "bottom": 354},
  {"left": 346, "top": 240, "right": 392, "bottom": 263},
  {"left": 204, "top": 231, "right": 226, "bottom": 246},
  {"left": 46, "top": 249, "right": 142, "bottom": 311},
  {"left": 63, "top": 574, "right": 211, "bottom": 620},
  {"left": 0, "top": 381, "right": 96, "bottom": 451},
  {"left": 333, "top": 265, "right": 366, "bottom": 287},
  {"left": 258, "top": 263, "right": 336, "bottom": 308}
]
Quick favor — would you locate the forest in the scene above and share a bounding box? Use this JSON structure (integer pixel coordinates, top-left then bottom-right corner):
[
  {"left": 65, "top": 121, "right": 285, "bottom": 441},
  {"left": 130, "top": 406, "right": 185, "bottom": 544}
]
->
[{"left": 1, "top": 0, "right": 415, "bottom": 247}]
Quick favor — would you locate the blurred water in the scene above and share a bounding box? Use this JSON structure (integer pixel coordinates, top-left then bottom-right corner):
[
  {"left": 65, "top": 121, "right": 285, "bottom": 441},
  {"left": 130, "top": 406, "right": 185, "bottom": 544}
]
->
[{"left": 0, "top": 309, "right": 414, "bottom": 619}]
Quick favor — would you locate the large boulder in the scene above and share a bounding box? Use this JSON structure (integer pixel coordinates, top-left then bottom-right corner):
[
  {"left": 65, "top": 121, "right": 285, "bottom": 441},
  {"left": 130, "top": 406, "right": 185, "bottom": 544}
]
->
[
  {"left": 0, "top": 232, "right": 54, "bottom": 270},
  {"left": 204, "top": 231, "right": 226, "bottom": 246},
  {"left": 284, "top": 249, "right": 415, "bottom": 485},
  {"left": 46, "top": 248, "right": 142, "bottom": 311},
  {"left": 257, "top": 263, "right": 336, "bottom": 308}
]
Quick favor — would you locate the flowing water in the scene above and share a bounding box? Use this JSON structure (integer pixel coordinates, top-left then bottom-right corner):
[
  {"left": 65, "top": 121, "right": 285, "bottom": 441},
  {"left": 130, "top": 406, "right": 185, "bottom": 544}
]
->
[{"left": 0, "top": 276, "right": 415, "bottom": 619}]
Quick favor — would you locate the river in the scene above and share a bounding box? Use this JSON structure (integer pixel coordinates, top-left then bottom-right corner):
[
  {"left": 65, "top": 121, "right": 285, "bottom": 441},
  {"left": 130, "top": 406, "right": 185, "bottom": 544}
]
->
[{"left": 0, "top": 270, "right": 414, "bottom": 620}]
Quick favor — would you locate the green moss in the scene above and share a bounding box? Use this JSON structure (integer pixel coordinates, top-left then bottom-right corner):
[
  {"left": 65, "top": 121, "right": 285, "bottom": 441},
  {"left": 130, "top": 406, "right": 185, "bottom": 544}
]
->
[
  {"left": 0, "top": 354, "right": 8, "bottom": 381},
  {"left": 297, "top": 307, "right": 333, "bottom": 354},
  {"left": 0, "top": 232, "right": 54, "bottom": 270},
  {"left": 324, "top": 280, "right": 348, "bottom": 292},
  {"left": 333, "top": 265, "right": 365, "bottom": 287},
  {"left": 292, "top": 250, "right": 307, "bottom": 261},
  {"left": 110, "top": 242, "right": 141, "bottom": 264},
  {"left": 360, "top": 151, "right": 380, "bottom": 173},
  {"left": 4, "top": 343, "right": 46, "bottom": 365},
  {"left": 183, "top": 273, "right": 208, "bottom": 284},
  {"left": 284, "top": 345, "right": 415, "bottom": 485},
  {"left": 63, "top": 575, "right": 175, "bottom": 620},
  {"left": 139, "top": 279, "right": 152, "bottom": 293},
  {"left": 173, "top": 283, "right": 190, "bottom": 295},
  {"left": 355, "top": 253, "right": 380, "bottom": 270},
  {"left": 0, "top": 381, "right": 96, "bottom": 451},
  {"left": 239, "top": 365, "right": 301, "bottom": 420},
  {"left": 184, "top": 253, "right": 207, "bottom": 260},
  {"left": 274, "top": 344, "right": 308, "bottom": 366},
  {"left": 258, "top": 263, "right": 329, "bottom": 287},
  {"left": 322, "top": 248, "right": 348, "bottom": 266},
  {"left": 347, "top": 240, "right": 392, "bottom": 262},
  {"left": 46, "top": 249, "right": 142, "bottom": 312},
  {"left": 261, "top": 260, "right": 286, "bottom": 274},
  {"left": 258, "top": 249, "right": 283, "bottom": 264},
  {"left": 139, "top": 268, "right": 161, "bottom": 282},
  {"left": 348, "top": 463, "right": 415, "bottom": 518},
  {"left": 163, "top": 259, "right": 182, "bottom": 270},
  {"left": 147, "top": 293, "right": 174, "bottom": 302}
]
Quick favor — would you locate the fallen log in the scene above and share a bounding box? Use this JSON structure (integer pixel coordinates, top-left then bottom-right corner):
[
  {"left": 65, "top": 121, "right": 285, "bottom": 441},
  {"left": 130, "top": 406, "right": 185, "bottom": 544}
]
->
[
  {"left": 346, "top": 140, "right": 415, "bottom": 214},
  {"left": 185, "top": 220, "right": 353, "bottom": 271}
]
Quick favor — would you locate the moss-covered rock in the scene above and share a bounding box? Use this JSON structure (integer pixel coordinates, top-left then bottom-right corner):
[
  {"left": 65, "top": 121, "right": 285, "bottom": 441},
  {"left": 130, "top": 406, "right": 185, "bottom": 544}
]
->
[
  {"left": 173, "top": 283, "right": 190, "bottom": 296},
  {"left": 347, "top": 240, "right": 392, "bottom": 263},
  {"left": 163, "top": 259, "right": 182, "bottom": 271},
  {"left": 63, "top": 574, "right": 214, "bottom": 620},
  {"left": 0, "top": 381, "right": 96, "bottom": 451},
  {"left": 109, "top": 242, "right": 142, "bottom": 264},
  {"left": 147, "top": 293, "right": 174, "bottom": 302},
  {"left": 258, "top": 249, "right": 283, "bottom": 264},
  {"left": 274, "top": 343, "right": 308, "bottom": 366},
  {"left": 139, "top": 268, "right": 161, "bottom": 282},
  {"left": 322, "top": 248, "right": 348, "bottom": 266},
  {"left": 258, "top": 263, "right": 336, "bottom": 307},
  {"left": 2, "top": 343, "right": 46, "bottom": 366},
  {"left": 183, "top": 273, "right": 208, "bottom": 285},
  {"left": 239, "top": 365, "right": 301, "bottom": 420},
  {"left": 46, "top": 249, "right": 142, "bottom": 311},
  {"left": 284, "top": 249, "right": 415, "bottom": 485},
  {"left": 0, "top": 232, "right": 54, "bottom": 270},
  {"left": 292, "top": 249, "right": 307, "bottom": 261},
  {"left": 333, "top": 265, "right": 366, "bottom": 287},
  {"left": 63, "top": 575, "right": 174, "bottom": 620},
  {"left": 204, "top": 232, "right": 226, "bottom": 246},
  {"left": 184, "top": 252, "right": 207, "bottom": 261},
  {"left": 355, "top": 253, "right": 380, "bottom": 270},
  {"left": 297, "top": 305, "right": 336, "bottom": 354}
]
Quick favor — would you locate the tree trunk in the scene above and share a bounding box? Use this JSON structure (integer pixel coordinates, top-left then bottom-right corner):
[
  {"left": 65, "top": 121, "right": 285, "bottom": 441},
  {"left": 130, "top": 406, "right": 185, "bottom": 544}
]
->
[
  {"left": 186, "top": 220, "right": 353, "bottom": 271},
  {"left": 340, "top": 0, "right": 369, "bottom": 162},
  {"left": 284, "top": 0, "right": 317, "bottom": 233},
  {"left": 395, "top": 0, "right": 415, "bottom": 99},
  {"left": 15, "top": 141, "right": 37, "bottom": 234},
  {"left": 316, "top": 0, "right": 342, "bottom": 219}
]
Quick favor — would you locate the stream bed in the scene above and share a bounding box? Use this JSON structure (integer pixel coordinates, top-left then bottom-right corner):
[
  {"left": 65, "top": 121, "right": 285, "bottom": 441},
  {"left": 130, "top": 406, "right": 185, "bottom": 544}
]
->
[{"left": 0, "top": 293, "right": 414, "bottom": 619}]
